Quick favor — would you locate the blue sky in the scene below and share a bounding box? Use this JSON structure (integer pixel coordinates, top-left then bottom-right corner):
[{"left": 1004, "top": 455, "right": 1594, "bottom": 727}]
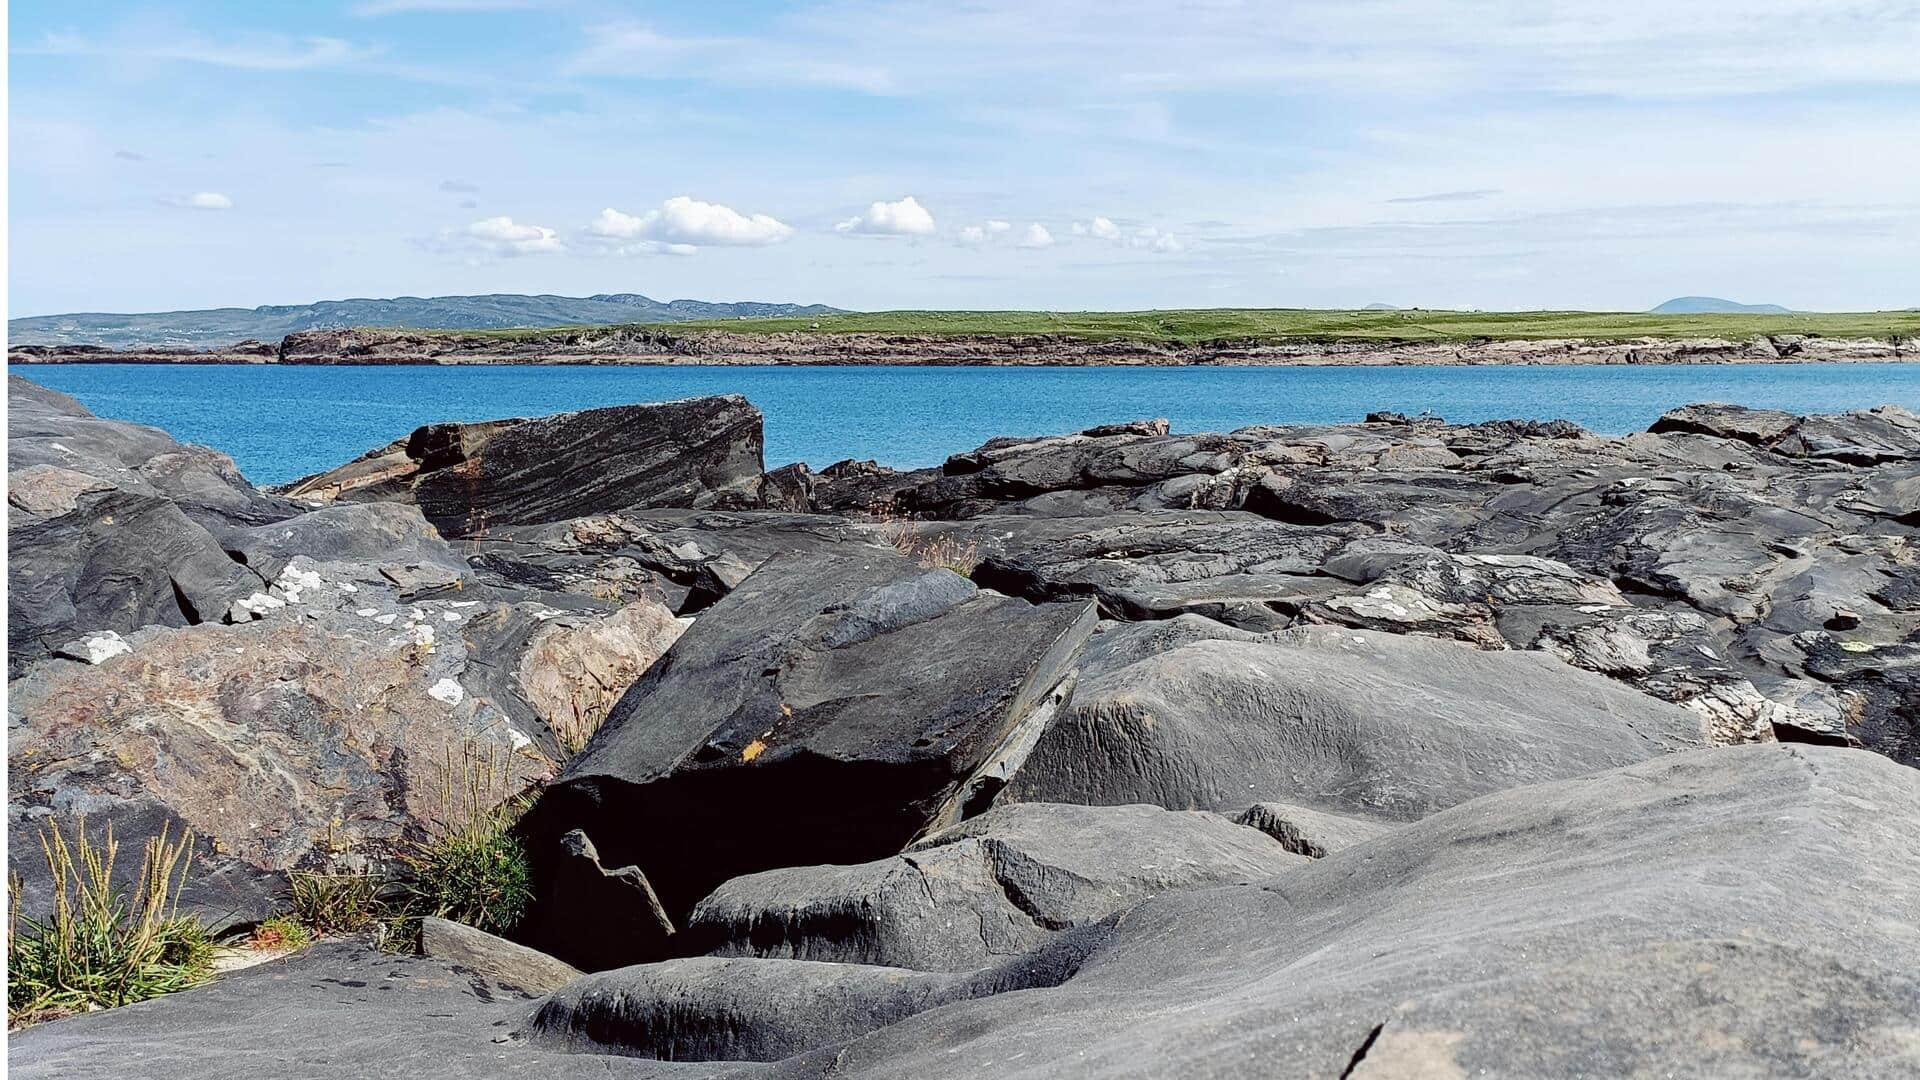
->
[{"left": 9, "top": 0, "right": 1920, "bottom": 315}]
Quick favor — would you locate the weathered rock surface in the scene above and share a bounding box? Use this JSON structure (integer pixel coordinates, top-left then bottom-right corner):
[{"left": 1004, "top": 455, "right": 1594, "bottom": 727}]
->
[
  {"left": 32, "top": 746, "right": 1912, "bottom": 1078},
  {"left": 522, "top": 928, "right": 1105, "bottom": 1064},
  {"left": 6, "top": 560, "right": 569, "bottom": 922},
  {"left": 1001, "top": 616, "right": 1707, "bottom": 819},
  {"left": 824, "top": 405, "right": 1920, "bottom": 763},
  {"left": 4, "top": 941, "right": 697, "bottom": 1080},
  {"left": 420, "top": 917, "right": 585, "bottom": 994},
  {"left": 519, "top": 548, "right": 1097, "bottom": 968},
  {"left": 279, "top": 396, "right": 767, "bottom": 534},
  {"left": 687, "top": 801, "right": 1304, "bottom": 972},
  {"left": 465, "top": 509, "right": 883, "bottom": 613},
  {"left": 1231, "top": 802, "right": 1396, "bottom": 857}
]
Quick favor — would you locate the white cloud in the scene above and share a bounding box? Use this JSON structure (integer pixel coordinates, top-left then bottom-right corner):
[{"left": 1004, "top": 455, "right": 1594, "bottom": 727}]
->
[
  {"left": 24, "top": 30, "right": 366, "bottom": 71},
  {"left": 569, "top": 21, "right": 894, "bottom": 94},
  {"left": 958, "top": 219, "right": 1030, "bottom": 247},
  {"left": 352, "top": 0, "right": 547, "bottom": 16},
  {"left": 1018, "top": 222, "right": 1054, "bottom": 248},
  {"left": 836, "top": 195, "right": 937, "bottom": 236},
  {"left": 168, "top": 191, "right": 233, "bottom": 210},
  {"left": 587, "top": 196, "right": 793, "bottom": 250},
  {"left": 1073, "top": 216, "right": 1178, "bottom": 252},
  {"left": 462, "top": 215, "right": 563, "bottom": 255}
]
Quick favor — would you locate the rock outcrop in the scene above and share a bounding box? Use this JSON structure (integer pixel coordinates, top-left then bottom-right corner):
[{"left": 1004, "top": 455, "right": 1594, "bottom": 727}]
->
[
  {"left": 518, "top": 548, "right": 1097, "bottom": 968},
  {"left": 19, "top": 746, "right": 1920, "bottom": 1078},
  {"left": 277, "top": 396, "right": 767, "bottom": 534},
  {"left": 8, "top": 379, "right": 1920, "bottom": 1079},
  {"left": 686, "top": 801, "right": 1304, "bottom": 972},
  {"left": 1003, "top": 618, "right": 1708, "bottom": 818},
  {"left": 819, "top": 407, "right": 1920, "bottom": 763}
]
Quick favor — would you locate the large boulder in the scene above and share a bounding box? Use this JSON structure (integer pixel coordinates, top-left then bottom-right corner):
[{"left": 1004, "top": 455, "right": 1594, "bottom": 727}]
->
[
  {"left": 6, "top": 552, "right": 636, "bottom": 924},
  {"left": 6, "top": 378, "right": 308, "bottom": 674},
  {"left": 278, "top": 397, "right": 767, "bottom": 535},
  {"left": 687, "top": 801, "right": 1304, "bottom": 972},
  {"left": 1003, "top": 617, "right": 1709, "bottom": 819},
  {"left": 519, "top": 547, "right": 1097, "bottom": 968}
]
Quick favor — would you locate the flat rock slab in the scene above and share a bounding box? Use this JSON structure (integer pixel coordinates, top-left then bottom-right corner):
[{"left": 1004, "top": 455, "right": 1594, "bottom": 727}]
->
[
  {"left": 421, "top": 917, "right": 584, "bottom": 995},
  {"left": 4, "top": 941, "right": 722, "bottom": 1080},
  {"left": 520, "top": 547, "right": 1096, "bottom": 968},
  {"left": 1005, "top": 618, "right": 1709, "bottom": 819},
  {"left": 1232, "top": 802, "right": 1397, "bottom": 857},
  {"left": 688, "top": 801, "right": 1305, "bottom": 971},
  {"left": 280, "top": 396, "right": 767, "bottom": 535}
]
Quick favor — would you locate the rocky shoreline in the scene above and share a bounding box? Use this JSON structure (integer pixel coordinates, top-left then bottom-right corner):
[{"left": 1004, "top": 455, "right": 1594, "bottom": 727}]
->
[
  {"left": 9, "top": 324, "right": 1918, "bottom": 366},
  {"left": 8, "top": 373, "right": 1920, "bottom": 1077}
]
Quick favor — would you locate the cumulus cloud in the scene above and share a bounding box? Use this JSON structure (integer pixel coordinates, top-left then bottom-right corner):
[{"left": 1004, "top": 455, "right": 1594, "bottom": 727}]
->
[
  {"left": 587, "top": 196, "right": 793, "bottom": 253},
  {"left": 1072, "top": 216, "right": 1122, "bottom": 240},
  {"left": 1073, "top": 215, "right": 1179, "bottom": 252},
  {"left": 958, "top": 219, "right": 1015, "bottom": 246},
  {"left": 462, "top": 215, "right": 562, "bottom": 255},
  {"left": 1018, "top": 222, "right": 1054, "bottom": 248},
  {"left": 169, "top": 191, "right": 233, "bottom": 210},
  {"left": 836, "top": 195, "right": 936, "bottom": 236}
]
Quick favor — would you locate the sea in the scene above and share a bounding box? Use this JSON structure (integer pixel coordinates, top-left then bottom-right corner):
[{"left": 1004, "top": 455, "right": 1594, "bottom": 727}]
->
[{"left": 19, "top": 362, "right": 1920, "bottom": 487}]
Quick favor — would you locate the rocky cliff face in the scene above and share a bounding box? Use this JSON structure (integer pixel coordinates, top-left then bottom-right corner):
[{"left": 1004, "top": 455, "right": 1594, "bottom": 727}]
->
[{"left": 8, "top": 377, "right": 1920, "bottom": 1078}]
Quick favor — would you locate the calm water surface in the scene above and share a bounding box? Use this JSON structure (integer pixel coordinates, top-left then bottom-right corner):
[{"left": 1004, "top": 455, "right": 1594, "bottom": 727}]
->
[{"left": 20, "top": 362, "right": 1920, "bottom": 486}]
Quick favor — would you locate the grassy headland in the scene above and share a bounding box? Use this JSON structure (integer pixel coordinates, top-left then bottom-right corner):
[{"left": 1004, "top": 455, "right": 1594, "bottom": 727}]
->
[{"left": 453, "top": 308, "right": 1920, "bottom": 345}]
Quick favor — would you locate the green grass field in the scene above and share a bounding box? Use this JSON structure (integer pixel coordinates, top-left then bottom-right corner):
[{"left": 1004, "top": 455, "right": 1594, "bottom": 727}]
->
[{"left": 454, "top": 308, "right": 1920, "bottom": 346}]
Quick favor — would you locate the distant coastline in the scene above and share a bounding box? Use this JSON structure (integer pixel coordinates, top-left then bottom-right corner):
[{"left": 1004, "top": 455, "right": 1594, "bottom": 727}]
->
[{"left": 9, "top": 324, "right": 1917, "bottom": 367}]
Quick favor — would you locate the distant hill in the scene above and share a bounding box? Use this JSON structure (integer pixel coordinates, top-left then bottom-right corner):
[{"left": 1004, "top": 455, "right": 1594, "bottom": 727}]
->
[
  {"left": 7, "top": 293, "right": 846, "bottom": 349},
  {"left": 1649, "top": 296, "right": 1793, "bottom": 315},
  {"left": 1362, "top": 303, "right": 1403, "bottom": 311}
]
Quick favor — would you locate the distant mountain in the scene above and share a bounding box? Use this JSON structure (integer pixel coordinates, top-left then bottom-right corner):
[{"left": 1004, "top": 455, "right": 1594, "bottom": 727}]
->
[
  {"left": 7, "top": 293, "right": 846, "bottom": 348},
  {"left": 1648, "top": 296, "right": 1793, "bottom": 315}
]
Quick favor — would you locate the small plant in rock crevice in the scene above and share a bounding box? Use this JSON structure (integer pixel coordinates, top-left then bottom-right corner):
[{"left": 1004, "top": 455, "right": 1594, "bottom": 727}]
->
[
  {"left": 287, "top": 869, "right": 384, "bottom": 936},
  {"left": 6, "top": 819, "right": 215, "bottom": 1028},
  {"left": 864, "top": 505, "right": 983, "bottom": 575},
  {"left": 249, "top": 914, "right": 313, "bottom": 952},
  {"left": 395, "top": 741, "right": 536, "bottom": 938}
]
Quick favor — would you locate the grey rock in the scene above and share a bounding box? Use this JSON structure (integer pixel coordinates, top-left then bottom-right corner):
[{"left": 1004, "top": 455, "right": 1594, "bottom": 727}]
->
[
  {"left": 12, "top": 746, "right": 1920, "bottom": 1078},
  {"left": 522, "top": 928, "right": 1104, "bottom": 1064},
  {"left": 280, "top": 397, "right": 767, "bottom": 535},
  {"left": 4, "top": 941, "right": 699, "bottom": 1080},
  {"left": 796, "top": 745, "right": 1920, "bottom": 1079},
  {"left": 1232, "top": 802, "right": 1396, "bottom": 857},
  {"left": 688, "top": 801, "right": 1303, "bottom": 971},
  {"left": 421, "top": 917, "right": 584, "bottom": 994},
  {"left": 1005, "top": 618, "right": 1708, "bottom": 819},
  {"left": 519, "top": 548, "right": 1097, "bottom": 968}
]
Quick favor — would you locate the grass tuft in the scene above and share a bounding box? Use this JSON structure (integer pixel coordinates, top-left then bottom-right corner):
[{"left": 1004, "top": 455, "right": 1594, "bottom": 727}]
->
[
  {"left": 287, "top": 870, "right": 382, "bottom": 936},
  {"left": 397, "top": 742, "right": 535, "bottom": 937},
  {"left": 7, "top": 819, "right": 215, "bottom": 1027},
  {"left": 868, "top": 506, "right": 982, "bottom": 575}
]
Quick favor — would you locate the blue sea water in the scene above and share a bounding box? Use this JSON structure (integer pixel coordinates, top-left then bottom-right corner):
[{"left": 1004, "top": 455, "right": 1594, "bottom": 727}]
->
[{"left": 17, "top": 362, "right": 1920, "bottom": 487}]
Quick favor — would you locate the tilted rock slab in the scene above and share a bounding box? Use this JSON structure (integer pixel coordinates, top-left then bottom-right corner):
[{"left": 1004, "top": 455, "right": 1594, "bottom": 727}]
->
[
  {"left": 278, "top": 396, "right": 767, "bottom": 535},
  {"left": 519, "top": 547, "right": 1097, "bottom": 969}
]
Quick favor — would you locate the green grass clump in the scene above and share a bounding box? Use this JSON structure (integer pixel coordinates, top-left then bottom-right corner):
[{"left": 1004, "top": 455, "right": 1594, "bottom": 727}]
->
[
  {"left": 287, "top": 870, "right": 383, "bottom": 935},
  {"left": 397, "top": 743, "right": 535, "bottom": 937},
  {"left": 249, "top": 915, "right": 313, "bottom": 952},
  {"left": 7, "top": 819, "right": 215, "bottom": 1027}
]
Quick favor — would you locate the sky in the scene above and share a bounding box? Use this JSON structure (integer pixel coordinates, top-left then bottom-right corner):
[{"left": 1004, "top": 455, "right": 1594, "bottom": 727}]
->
[{"left": 8, "top": 0, "right": 1920, "bottom": 316}]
